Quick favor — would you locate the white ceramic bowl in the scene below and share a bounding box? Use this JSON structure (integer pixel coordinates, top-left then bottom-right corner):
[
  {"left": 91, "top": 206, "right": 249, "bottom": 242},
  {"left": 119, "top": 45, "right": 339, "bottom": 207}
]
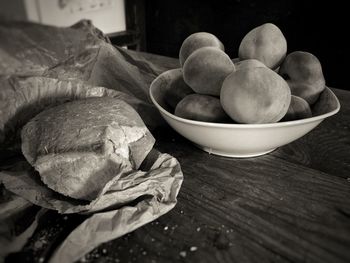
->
[{"left": 150, "top": 69, "right": 341, "bottom": 158}]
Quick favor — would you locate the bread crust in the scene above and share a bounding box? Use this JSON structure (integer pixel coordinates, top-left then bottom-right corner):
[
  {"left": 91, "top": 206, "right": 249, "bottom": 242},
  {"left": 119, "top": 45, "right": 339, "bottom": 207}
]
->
[{"left": 21, "top": 97, "right": 155, "bottom": 200}]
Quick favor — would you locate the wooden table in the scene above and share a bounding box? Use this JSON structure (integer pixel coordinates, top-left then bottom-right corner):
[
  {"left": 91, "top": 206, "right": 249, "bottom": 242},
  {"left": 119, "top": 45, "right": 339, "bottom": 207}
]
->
[{"left": 6, "top": 51, "right": 350, "bottom": 263}]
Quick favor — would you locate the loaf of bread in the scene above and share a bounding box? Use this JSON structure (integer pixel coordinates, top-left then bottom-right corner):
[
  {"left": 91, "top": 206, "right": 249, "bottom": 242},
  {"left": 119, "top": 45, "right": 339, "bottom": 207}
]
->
[
  {"left": 21, "top": 97, "right": 155, "bottom": 201},
  {"left": 0, "top": 77, "right": 163, "bottom": 149}
]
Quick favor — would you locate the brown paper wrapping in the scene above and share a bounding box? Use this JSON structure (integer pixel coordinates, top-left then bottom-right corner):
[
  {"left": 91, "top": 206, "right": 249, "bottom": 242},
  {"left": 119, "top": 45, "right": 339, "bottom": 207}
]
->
[{"left": 0, "top": 19, "right": 183, "bottom": 262}]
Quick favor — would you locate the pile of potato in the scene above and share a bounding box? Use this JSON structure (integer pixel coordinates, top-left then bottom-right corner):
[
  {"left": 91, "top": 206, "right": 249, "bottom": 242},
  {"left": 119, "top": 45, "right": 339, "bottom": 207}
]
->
[{"left": 166, "top": 23, "right": 325, "bottom": 124}]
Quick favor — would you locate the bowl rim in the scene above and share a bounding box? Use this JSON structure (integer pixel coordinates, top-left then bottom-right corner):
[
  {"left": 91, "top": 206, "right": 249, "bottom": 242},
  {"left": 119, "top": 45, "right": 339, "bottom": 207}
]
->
[{"left": 150, "top": 74, "right": 341, "bottom": 129}]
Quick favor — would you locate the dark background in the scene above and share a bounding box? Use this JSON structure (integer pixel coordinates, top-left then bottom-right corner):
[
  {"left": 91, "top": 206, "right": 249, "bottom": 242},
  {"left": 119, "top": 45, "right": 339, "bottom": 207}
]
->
[{"left": 134, "top": 0, "right": 347, "bottom": 90}]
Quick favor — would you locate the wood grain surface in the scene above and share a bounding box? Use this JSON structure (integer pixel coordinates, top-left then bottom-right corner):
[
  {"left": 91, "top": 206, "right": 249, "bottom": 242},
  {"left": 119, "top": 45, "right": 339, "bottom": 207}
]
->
[{"left": 5, "top": 53, "right": 350, "bottom": 263}]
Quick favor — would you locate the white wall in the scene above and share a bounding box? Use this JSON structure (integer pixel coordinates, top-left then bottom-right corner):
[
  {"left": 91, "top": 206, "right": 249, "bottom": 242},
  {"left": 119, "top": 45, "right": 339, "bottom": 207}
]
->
[{"left": 2, "top": 0, "right": 126, "bottom": 34}]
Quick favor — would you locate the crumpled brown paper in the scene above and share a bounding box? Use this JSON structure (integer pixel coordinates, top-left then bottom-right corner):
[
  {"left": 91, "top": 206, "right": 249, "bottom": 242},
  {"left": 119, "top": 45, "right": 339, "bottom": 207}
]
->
[
  {"left": 0, "top": 19, "right": 183, "bottom": 262},
  {"left": 0, "top": 187, "right": 47, "bottom": 261},
  {"left": 1, "top": 150, "right": 182, "bottom": 262},
  {"left": 1, "top": 150, "right": 182, "bottom": 214}
]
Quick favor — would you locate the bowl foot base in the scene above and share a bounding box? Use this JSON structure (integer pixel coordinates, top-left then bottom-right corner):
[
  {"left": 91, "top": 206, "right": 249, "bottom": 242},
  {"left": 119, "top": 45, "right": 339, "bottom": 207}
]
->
[{"left": 195, "top": 144, "right": 277, "bottom": 158}]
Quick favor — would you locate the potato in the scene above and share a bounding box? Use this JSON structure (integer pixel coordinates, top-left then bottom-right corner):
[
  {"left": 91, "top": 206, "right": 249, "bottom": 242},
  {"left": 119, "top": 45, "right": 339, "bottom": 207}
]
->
[{"left": 175, "top": 94, "right": 230, "bottom": 123}]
